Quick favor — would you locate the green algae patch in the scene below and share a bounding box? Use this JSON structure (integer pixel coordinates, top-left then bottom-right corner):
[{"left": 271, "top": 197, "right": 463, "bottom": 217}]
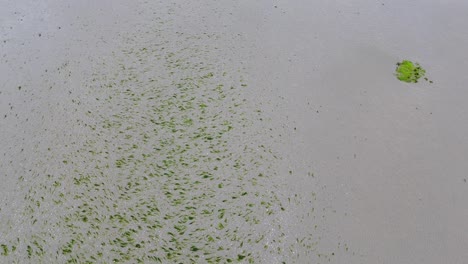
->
[{"left": 395, "top": 60, "right": 426, "bottom": 83}]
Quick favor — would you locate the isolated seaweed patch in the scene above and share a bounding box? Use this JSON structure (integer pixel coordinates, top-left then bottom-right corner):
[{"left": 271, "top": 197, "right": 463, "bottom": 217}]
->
[{"left": 395, "top": 60, "right": 426, "bottom": 83}]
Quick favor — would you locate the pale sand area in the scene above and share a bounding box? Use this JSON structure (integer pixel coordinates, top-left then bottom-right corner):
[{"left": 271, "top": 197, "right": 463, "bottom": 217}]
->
[{"left": 1, "top": 0, "right": 468, "bottom": 263}]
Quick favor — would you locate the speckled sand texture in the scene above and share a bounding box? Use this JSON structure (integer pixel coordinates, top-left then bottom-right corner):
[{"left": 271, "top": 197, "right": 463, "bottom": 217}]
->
[{"left": 2, "top": 0, "right": 468, "bottom": 263}]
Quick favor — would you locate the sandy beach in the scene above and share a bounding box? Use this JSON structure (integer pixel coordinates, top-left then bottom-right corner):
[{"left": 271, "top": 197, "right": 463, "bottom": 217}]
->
[{"left": 1, "top": 0, "right": 468, "bottom": 263}]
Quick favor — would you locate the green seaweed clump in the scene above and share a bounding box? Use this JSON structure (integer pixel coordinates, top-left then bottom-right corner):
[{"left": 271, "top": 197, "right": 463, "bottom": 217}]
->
[{"left": 395, "top": 60, "right": 426, "bottom": 83}]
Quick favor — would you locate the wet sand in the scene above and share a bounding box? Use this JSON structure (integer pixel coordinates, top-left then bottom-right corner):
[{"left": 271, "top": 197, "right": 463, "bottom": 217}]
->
[{"left": 1, "top": 0, "right": 468, "bottom": 263}]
